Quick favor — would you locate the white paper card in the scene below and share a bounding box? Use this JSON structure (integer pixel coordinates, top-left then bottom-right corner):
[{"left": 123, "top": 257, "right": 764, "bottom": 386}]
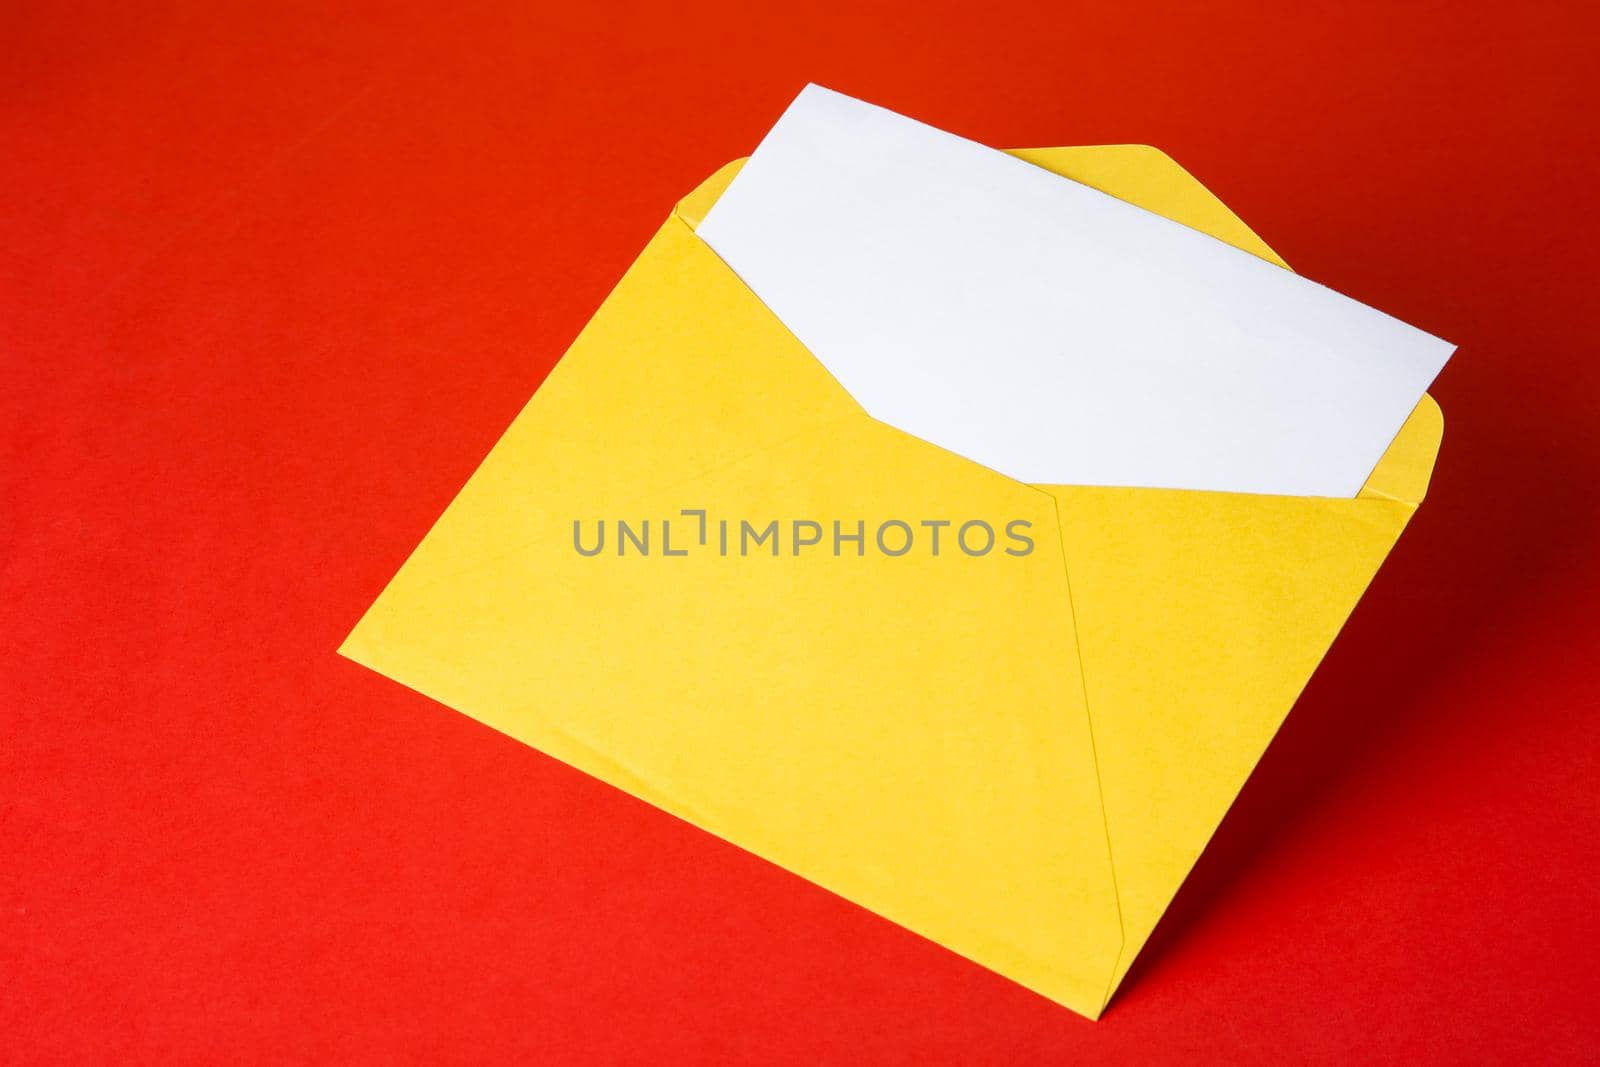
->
[{"left": 696, "top": 85, "right": 1454, "bottom": 497}]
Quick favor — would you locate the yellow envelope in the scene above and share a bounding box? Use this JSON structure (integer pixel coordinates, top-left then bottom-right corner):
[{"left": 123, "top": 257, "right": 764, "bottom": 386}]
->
[{"left": 340, "top": 145, "right": 1442, "bottom": 1019}]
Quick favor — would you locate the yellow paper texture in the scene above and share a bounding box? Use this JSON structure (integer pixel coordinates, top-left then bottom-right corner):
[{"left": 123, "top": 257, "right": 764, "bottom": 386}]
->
[{"left": 341, "top": 145, "right": 1441, "bottom": 1018}]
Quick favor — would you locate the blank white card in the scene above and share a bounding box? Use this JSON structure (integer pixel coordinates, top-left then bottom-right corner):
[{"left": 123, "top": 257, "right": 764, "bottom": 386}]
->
[{"left": 696, "top": 85, "right": 1454, "bottom": 497}]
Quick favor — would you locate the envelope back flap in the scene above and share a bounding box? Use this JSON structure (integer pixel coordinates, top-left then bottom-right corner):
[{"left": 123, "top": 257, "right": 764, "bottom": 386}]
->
[
  {"left": 677, "top": 145, "right": 1290, "bottom": 266},
  {"left": 1359, "top": 394, "right": 1444, "bottom": 503}
]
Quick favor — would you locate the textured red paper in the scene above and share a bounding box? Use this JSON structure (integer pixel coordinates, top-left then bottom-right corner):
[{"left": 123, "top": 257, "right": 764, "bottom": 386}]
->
[{"left": 4, "top": 3, "right": 1597, "bottom": 1062}]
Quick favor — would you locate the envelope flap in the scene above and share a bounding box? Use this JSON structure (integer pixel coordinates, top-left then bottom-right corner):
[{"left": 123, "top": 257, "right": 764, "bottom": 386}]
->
[
  {"left": 676, "top": 158, "right": 746, "bottom": 229},
  {"left": 677, "top": 145, "right": 1288, "bottom": 261},
  {"left": 1358, "top": 394, "right": 1443, "bottom": 504}
]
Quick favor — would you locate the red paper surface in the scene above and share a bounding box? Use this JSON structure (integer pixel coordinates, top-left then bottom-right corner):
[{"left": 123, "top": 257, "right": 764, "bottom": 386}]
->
[{"left": 5, "top": 3, "right": 1597, "bottom": 1062}]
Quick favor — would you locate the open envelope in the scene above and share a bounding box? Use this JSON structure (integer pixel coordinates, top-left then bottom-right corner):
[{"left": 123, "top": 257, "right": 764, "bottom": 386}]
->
[{"left": 341, "top": 145, "right": 1443, "bottom": 1019}]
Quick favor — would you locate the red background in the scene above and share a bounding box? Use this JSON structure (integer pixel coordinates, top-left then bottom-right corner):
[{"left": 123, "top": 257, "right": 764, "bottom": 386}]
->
[{"left": 5, "top": 2, "right": 1598, "bottom": 1062}]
